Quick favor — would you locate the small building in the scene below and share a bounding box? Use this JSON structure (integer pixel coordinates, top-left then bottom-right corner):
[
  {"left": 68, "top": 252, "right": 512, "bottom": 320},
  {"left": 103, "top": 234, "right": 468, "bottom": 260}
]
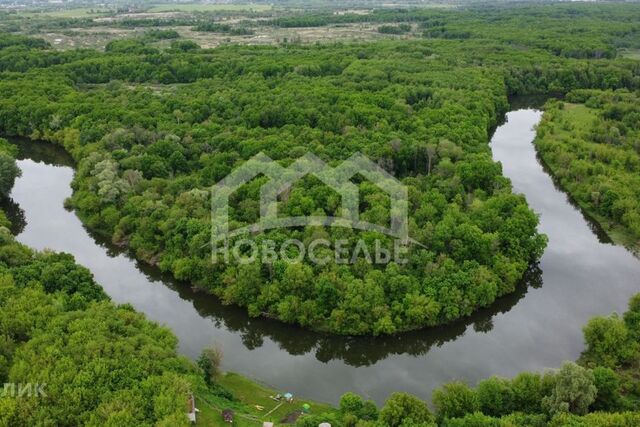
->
[
  {"left": 263, "top": 422, "right": 274, "bottom": 427},
  {"left": 186, "top": 394, "right": 198, "bottom": 424}
]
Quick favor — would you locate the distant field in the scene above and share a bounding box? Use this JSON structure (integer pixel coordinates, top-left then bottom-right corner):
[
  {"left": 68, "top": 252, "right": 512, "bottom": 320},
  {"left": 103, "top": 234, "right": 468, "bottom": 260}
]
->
[
  {"left": 37, "top": 28, "right": 137, "bottom": 50},
  {"left": 147, "top": 3, "right": 272, "bottom": 12},
  {"left": 33, "top": 21, "right": 418, "bottom": 51},
  {"left": 182, "top": 22, "right": 414, "bottom": 48},
  {"left": 17, "top": 7, "right": 108, "bottom": 18}
]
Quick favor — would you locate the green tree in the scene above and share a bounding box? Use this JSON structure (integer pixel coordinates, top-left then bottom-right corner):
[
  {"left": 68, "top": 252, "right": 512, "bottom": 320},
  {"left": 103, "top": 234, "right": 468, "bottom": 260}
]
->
[
  {"left": 380, "top": 392, "right": 435, "bottom": 427},
  {"left": 623, "top": 293, "right": 640, "bottom": 340},
  {"left": 590, "top": 367, "right": 622, "bottom": 412},
  {"left": 198, "top": 345, "right": 223, "bottom": 385},
  {"left": 340, "top": 392, "right": 364, "bottom": 414},
  {"left": 476, "top": 377, "right": 513, "bottom": 417},
  {"left": 433, "top": 382, "right": 480, "bottom": 420},
  {"left": 0, "top": 151, "right": 20, "bottom": 199},
  {"left": 582, "top": 314, "right": 637, "bottom": 368},
  {"left": 510, "top": 372, "right": 544, "bottom": 414},
  {"left": 339, "top": 392, "right": 378, "bottom": 423},
  {"left": 542, "top": 362, "right": 597, "bottom": 416}
]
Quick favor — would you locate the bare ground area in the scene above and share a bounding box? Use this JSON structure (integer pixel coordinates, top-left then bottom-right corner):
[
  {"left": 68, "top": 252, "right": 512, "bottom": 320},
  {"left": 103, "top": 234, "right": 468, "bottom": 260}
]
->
[{"left": 30, "top": 22, "right": 420, "bottom": 50}]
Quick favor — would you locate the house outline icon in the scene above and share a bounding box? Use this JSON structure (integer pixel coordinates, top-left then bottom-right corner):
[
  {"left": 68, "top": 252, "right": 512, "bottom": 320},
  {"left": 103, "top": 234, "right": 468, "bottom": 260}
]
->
[{"left": 210, "top": 151, "right": 409, "bottom": 246}]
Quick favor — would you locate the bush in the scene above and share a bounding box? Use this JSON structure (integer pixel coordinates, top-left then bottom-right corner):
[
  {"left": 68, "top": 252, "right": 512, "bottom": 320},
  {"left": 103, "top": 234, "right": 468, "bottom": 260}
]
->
[
  {"left": 197, "top": 345, "right": 223, "bottom": 385},
  {"left": 582, "top": 315, "right": 637, "bottom": 368},
  {"left": 477, "top": 377, "right": 513, "bottom": 417},
  {"left": 433, "top": 382, "right": 480, "bottom": 420},
  {"left": 380, "top": 392, "right": 435, "bottom": 427},
  {"left": 549, "top": 411, "right": 640, "bottom": 426},
  {"left": 542, "top": 362, "right": 597, "bottom": 416},
  {"left": 441, "top": 412, "right": 501, "bottom": 427},
  {"left": 590, "top": 367, "right": 622, "bottom": 411},
  {"left": 378, "top": 24, "right": 411, "bottom": 35}
]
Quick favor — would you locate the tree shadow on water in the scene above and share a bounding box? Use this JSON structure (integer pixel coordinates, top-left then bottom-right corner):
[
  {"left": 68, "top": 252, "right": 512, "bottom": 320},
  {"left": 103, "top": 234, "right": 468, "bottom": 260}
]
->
[{"left": 167, "top": 262, "right": 544, "bottom": 367}]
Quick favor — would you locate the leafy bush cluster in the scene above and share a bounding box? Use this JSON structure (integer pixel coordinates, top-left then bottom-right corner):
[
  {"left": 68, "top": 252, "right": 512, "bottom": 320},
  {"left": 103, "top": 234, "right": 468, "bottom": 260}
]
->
[
  {"left": 0, "top": 137, "right": 20, "bottom": 198},
  {"left": 378, "top": 24, "right": 411, "bottom": 35},
  {"left": 193, "top": 22, "right": 255, "bottom": 35}
]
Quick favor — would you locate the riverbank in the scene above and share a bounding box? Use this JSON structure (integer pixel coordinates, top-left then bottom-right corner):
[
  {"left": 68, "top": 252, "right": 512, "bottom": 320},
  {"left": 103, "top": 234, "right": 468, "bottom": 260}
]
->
[
  {"left": 196, "top": 373, "right": 337, "bottom": 426},
  {"left": 534, "top": 100, "right": 640, "bottom": 256},
  {"left": 0, "top": 139, "right": 337, "bottom": 426}
]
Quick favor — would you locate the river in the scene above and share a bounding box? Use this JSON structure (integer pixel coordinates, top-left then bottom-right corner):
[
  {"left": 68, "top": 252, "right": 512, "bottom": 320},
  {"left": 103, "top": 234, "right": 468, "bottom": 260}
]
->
[{"left": 4, "top": 107, "right": 640, "bottom": 405}]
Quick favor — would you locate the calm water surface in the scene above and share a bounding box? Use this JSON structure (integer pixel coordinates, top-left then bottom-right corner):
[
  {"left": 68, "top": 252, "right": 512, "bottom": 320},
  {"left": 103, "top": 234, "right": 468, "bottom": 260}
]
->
[{"left": 6, "top": 108, "right": 640, "bottom": 404}]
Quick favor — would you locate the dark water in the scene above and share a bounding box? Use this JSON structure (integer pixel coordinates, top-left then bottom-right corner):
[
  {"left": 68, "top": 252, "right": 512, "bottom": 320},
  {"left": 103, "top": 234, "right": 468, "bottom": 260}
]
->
[{"left": 5, "top": 108, "right": 640, "bottom": 405}]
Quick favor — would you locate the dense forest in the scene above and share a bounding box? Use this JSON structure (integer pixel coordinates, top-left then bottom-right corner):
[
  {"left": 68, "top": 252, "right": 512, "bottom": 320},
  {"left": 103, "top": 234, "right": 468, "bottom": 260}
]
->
[
  {"left": 1, "top": 3, "right": 639, "bottom": 335},
  {"left": 0, "top": 1, "right": 640, "bottom": 425},
  {"left": 0, "top": 43, "right": 542, "bottom": 336},
  {"left": 0, "top": 140, "right": 201, "bottom": 426},
  {"left": 1, "top": 144, "right": 638, "bottom": 424},
  {"left": 536, "top": 91, "right": 640, "bottom": 251}
]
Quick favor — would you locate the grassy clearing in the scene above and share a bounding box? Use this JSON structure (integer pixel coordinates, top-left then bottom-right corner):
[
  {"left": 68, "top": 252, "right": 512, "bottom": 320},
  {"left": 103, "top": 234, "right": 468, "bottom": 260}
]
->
[
  {"left": 180, "top": 23, "right": 416, "bottom": 49},
  {"left": 28, "top": 21, "right": 415, "bottom": 52},
  {"left": 16, "top": 7, "right": 108, "bottom": 18},
  {"left": 36, "top": 28, "right": 137, "bottom": 50},
  {"left": 619, "top": 48, "right": 640, "bottom": 60},
  {"left": 195, "top": 373, "right": 337, "bottom": 426},
  {"left": 148, "top": 3, "right": 272, "bottom": 12},
  {"left": 560, "top": 103, "right": 594, "bottom": 130}
]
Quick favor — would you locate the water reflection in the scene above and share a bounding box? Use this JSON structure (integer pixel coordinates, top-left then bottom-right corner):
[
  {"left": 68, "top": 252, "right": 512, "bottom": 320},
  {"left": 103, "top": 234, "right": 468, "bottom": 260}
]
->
[
  {"left": 1, "top": 197, "right": 26, "bottom": 235},
  {"left": 12, "top": 137, "right": 74, "bottom": 167},
  {"left": 167, "top": 263, "right": 542, "bottom": 366},
  {"left": 535, "top": 152, "right": 613, "bottom": 245}
]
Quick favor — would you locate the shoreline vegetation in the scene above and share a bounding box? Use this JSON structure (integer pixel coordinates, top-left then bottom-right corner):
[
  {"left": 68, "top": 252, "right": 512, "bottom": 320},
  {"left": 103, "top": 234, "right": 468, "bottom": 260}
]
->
[
  {"left": 537, "top": 151, "right": 639, "bottom": 254},
  {"left": 536, "top": 95, "right": 640, "bottom": 256},
  {"left": 0, "top": 144, "right": 638, "bottom": 424},
  {"left": 0, "top": 136, "right": 334, "bottom": 426}
]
